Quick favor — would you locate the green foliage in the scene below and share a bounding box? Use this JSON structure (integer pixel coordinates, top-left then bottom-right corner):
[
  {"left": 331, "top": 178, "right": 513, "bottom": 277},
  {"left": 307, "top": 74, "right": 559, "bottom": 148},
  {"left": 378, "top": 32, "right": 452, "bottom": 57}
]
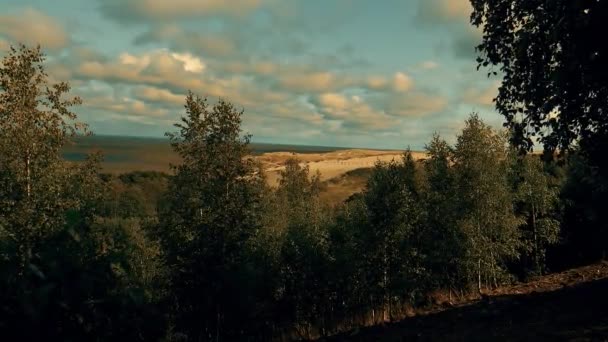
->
[
  {"left": 361, "top": 155, "right": 428, "bottom": 317},
  {"left": 558, "top": 152, "right": 608, "bottom": 266},
  {"left": 97, "top": 171, "right": 169, "bottom": 219},
  {"left": 158, "top": 92, "right": 267, "bottom": 339},
  {"left": 471, "top": 0, "right": 608, "bottom": 156},
  {"left": 471, "top": 0, "right": 608, "bottom": 279},
  {"left": 269, "top": 157, "right": 333, "bottom": 336},
  {"left": 453, "top": 114, "right": 522, "bottom": 290},
  {"left": 470, "top": 1, "right": 608, "bottom": 275},
  {"left": 0, "top": 44, "right": 86, "bottom": 270},
  {"left": 422, "top": 134, "right": 467, "bottom": 290},
  {"left": 328, "top": 194, "right": 369, "bottom": 315},
  {"left": 0, "top": 45, "right": 168, "bottom": 340},
  {"left": 511, "top": 155, "right": 561, "bottom": 276}
]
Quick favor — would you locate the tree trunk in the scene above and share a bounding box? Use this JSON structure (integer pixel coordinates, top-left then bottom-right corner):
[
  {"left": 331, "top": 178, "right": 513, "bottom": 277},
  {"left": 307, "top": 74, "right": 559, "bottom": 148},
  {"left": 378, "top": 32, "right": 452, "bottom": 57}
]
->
[
  {"left": 477, "top": 258, "right": 482, "bottom": 293},
  {"left": 216, "top": 303, "right": 221, "bottom": 342},
  {"left": 26, "top": 151, "right": 31, "bottom": 198},
  {"left": 532, "top": 203, "right": 540, "bottom": 275},
  {"left": 490, "top": 250, "right": 497, "bottom": 288},
  {"left": 383, "top": 239, "right": 388, "bottom": 323}
]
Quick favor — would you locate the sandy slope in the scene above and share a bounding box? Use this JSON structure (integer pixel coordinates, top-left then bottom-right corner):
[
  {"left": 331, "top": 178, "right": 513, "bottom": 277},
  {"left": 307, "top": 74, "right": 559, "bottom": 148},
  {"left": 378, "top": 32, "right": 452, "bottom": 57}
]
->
[{"left": 257, "top": 149, "right": 427, "bottom": 187}]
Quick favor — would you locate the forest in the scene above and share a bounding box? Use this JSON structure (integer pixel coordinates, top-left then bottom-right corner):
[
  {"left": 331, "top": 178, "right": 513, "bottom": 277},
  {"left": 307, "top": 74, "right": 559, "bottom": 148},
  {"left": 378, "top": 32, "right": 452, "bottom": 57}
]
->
[{"left": 2, "top": 1, "right": 608, "bottom": 340}]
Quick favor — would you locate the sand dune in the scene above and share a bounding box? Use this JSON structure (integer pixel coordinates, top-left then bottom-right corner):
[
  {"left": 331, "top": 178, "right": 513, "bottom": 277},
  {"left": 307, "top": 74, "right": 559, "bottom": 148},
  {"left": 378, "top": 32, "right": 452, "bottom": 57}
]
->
[{"left": 258, "top": 149, "right": 427, "bottom": 187}]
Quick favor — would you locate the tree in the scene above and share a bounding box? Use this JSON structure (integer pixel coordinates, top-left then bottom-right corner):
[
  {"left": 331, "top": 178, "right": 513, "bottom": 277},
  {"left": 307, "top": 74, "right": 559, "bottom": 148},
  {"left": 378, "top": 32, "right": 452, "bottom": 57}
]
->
[
  {"left": 0, "top": 44, "right": 85, "bottom": 271},
  {"left": 0, "top": 44, "right": 167, "bottom": 340},
  {"left": 421, "top": 134, "right": 468, "bottom": 292},
  {"left": 511, "top": 156, "right": 561, "bottom": 276},
  {"left": 273, "top": 157, "right": 333, "bottom": 337},
  {"left": 453, "top": 114, "right": 522, "bottom": 291},
  {"left": 361, "top": 158, "right": 426, "bottom": 321},
  {"left": 559, "top": 152, "right": 608, "bottom": 265},
  {"left": 471, "top": 0, "right": 608, "bottom": 159},
  {"left": 327, "top": 194, "right": 369, "bottom": 326},
  {"left": 402, "top": 148, "right": 420, "bottom": 197},
  {"left": 159, "top": 92, "right": 266, "bottom": 340},
  {"left": 277, "top": 157, "right": 322, "bottom": 205},
  {"left": 470, "top": 0, "right": 608, "bottom": 275}
]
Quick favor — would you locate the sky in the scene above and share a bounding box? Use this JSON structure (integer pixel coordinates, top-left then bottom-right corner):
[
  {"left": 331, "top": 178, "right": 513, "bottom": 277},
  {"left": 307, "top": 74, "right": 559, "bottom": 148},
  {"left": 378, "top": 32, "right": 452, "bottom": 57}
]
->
[{"left": 0, "top": 0, "right": 503, "bottom": 149}]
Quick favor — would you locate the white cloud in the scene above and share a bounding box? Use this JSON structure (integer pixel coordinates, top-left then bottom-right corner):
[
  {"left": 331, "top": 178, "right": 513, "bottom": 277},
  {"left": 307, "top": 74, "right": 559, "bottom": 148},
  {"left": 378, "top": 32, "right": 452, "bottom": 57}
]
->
[
  {"left": 462, "top": 81, "right": 499, "bottom": 107},
  {"left": 418, "top": 61, "right": 440, "bottom": 70},
  {"left": 132, "top": 86, "right": 186, "bottom": 105},
  {"left": 0, "top": 8, "right": 69, "bottom": 50},
  {"left": 75, "top": 51, "right": 226, "bottom": 98},
  {"left": 170, "top": 52, "right": 205, "bottom": 73},
  {"left": 119, "top": 52, "right": 152, "bottom": 69},
  {"left": 366, "top": 76, "right": 388, "bottom": 90},
  {"left": 385, "top": 92, "right": 448, "bottom": 117},
  {"left": 279, "top": 72, "right": 341, "bottom": 93},
  {"left": 103, "top": 49, "right": 205, "bottom": 78},
  {"left": 315, "top": 93, "right": 396, "bottom": 129},
  {"left": 86, "top": 95, "right": 169, "bottom": 118},
  {"left": 135, "top": 26, "right": 237, "bottom": 57},
  {"left": 318, "top": 93, "right": 349, "bottom": 111},
  {"left": 393, "top": 72, "right": 414, "bottom": 92},
  {"left": 417, "top": 0, "right": 472, "bottom": 23}
]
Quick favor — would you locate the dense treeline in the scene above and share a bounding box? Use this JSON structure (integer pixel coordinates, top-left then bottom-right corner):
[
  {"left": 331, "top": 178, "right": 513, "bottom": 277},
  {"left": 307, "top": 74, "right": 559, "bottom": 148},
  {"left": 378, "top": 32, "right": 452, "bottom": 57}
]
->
[{"left": 1, "top": 45, "right": 607, "bottom": 341}]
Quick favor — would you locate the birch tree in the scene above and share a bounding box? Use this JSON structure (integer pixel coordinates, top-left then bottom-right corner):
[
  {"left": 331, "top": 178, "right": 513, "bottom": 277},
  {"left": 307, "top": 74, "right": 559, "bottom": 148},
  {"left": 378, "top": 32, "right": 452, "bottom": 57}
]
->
[
  {"left": 453, "top": 114, "right": 521, "bottom": 291},
  {"left": 513, "top": 156, "right": 561, "bottom": 275},
  {"left": 0, "top": 44, "right": 85, "bottom": 272},
  {"left": 159, "top": 92, "right": 266, "bottom": 340}
]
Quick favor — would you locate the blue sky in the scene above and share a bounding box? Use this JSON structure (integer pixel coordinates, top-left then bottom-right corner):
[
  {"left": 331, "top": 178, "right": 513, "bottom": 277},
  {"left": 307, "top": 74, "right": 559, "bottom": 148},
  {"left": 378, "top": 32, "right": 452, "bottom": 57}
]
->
[{"left": 0, "top": 0, "right": 502, "bottom": 149}]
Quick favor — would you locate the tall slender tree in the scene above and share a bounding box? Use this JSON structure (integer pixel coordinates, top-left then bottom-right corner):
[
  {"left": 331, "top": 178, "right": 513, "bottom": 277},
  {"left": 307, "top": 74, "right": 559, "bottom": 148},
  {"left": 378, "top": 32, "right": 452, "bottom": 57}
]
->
[
  {"left": 0, "top": 44, "right": 167, "bottom": 340},
  {"left": 159, "top": 92, "right": 266, "bottom": 340},
  {"left": 512, "top": 156, "right": 561, "bottom": 276},
  {"left": 453, "top": 114, "right": 522, "bottom": 291},
  {"left": 362, "top": 158, "right": 426, "bottom": 321},
  {"left": 0, "top": 44, "right": 85, "bottom": 271},
  {"left": 274, "top": 158, "right": 333, "bottom": 337},
  {"left": 422, "top": 134, "right": 467, "bottom": 292}
]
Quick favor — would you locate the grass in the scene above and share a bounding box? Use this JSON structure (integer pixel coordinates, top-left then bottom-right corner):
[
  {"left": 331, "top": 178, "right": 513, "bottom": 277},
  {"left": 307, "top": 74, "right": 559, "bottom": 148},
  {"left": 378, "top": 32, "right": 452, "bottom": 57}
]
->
[{"left": 320, "top": 167, "right": 374, "bottom": 205}]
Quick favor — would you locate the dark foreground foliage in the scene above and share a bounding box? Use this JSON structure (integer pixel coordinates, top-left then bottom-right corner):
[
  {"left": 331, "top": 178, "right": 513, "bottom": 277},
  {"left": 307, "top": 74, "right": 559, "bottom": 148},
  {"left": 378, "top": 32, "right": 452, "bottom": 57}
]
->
[{"left": 325, "top": 262, "right": 608, "bottom": 342}]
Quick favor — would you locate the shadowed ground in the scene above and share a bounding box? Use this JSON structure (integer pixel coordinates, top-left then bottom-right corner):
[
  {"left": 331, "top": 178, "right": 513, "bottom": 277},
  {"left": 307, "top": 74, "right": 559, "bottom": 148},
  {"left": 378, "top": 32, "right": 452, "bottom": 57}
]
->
[{"left": 322, "top": 262, "right": 608, "bottom": 341}]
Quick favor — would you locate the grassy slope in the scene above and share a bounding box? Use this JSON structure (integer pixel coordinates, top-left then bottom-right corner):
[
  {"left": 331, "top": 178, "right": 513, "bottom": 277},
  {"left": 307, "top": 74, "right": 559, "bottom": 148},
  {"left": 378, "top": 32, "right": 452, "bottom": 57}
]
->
[
  {"left": 319, "top": 167, "right": 373, "bottom": 205},
  {"left": 322, "top": 262, "right": 608, "bottom": 341}
]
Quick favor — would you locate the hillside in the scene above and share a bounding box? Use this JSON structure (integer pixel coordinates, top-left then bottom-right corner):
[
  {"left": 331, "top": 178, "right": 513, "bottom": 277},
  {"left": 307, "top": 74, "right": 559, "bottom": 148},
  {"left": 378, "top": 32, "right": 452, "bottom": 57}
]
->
[
  {"left": 322, "top": 262, "right": 608, "bottom": 341},
  {"left": 319, "top": 167, "right": 374, "bottom": 204},
  {"left": 63, "top": 136, "right": 421, "bottom": 205}
]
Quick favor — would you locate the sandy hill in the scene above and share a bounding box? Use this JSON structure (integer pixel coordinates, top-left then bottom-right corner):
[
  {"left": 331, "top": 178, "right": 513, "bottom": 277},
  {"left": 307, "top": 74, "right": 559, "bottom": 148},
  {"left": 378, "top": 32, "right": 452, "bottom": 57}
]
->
[{"left": 258, "top": 149, "right": 427, "bottom": 188}]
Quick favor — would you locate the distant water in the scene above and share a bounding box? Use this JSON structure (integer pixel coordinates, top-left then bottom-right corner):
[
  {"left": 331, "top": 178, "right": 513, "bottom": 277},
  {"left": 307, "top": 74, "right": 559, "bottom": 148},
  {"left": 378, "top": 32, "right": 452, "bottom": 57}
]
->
[{"left": 62, "top": 135, "right": 361, "bottom": 162}]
